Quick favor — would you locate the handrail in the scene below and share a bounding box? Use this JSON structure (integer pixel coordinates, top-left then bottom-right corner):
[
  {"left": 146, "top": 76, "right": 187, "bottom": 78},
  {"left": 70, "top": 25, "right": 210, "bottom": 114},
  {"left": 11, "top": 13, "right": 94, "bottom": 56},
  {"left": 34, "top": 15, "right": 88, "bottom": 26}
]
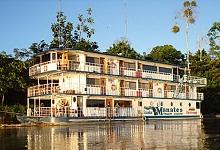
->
[
  {"left": 28, "top": 83, "right": 204, "bottom": 100},
  {"left": 29, "top": 60, "right": 206, "bottom": 84}
]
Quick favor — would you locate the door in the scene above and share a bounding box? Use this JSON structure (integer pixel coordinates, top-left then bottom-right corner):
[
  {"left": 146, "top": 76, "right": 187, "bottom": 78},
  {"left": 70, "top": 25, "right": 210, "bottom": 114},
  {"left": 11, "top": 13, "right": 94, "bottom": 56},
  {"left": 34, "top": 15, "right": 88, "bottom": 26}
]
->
[
  {"left": 120, "top": 80, "right": 125, "bottom": 96},
  {"left": 100, "top": 57, "right": 105, "bottom": 73},
  {"left": 119, "top": 60, "right": 124, "bottom": 75},
  {"left": 100, "top": 78, "right": 106, "bottom": 95},
  {"left": 106, "top": 99, "right": 113, "bottom": 118},
  {"left": 164, "top": 84, "right": 168, "bottom": 98}
]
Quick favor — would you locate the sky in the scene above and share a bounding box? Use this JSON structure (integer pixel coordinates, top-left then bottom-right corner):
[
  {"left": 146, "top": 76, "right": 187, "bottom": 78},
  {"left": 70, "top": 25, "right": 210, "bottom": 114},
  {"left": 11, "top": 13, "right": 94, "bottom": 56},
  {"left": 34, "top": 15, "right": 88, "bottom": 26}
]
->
[{"left": 0, "top": 0, "right": 220, "bottom": 55}]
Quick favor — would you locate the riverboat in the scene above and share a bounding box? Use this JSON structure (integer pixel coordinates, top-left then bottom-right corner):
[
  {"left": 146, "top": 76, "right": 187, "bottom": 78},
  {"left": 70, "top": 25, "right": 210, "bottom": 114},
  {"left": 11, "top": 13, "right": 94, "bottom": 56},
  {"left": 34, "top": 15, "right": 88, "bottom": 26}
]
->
[{"left": 17, "top": 48, "right": 206, "bottom": 123}]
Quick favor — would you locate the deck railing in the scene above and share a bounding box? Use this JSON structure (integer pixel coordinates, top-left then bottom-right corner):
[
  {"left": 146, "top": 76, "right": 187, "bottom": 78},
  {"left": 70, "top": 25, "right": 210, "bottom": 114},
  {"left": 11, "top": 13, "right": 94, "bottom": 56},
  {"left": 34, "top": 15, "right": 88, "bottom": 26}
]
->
[
  {"left": 28, "top": 83, "right": 59, "bottom": 97},
  {"left": 32, "top": 106, "right": 143, "bottom": 118},
  {"left": 28, "top": 83, "right": 204, "bottom": 100},
  {"left": 29, "top": 60, "right": 183, "bottom": 82}
]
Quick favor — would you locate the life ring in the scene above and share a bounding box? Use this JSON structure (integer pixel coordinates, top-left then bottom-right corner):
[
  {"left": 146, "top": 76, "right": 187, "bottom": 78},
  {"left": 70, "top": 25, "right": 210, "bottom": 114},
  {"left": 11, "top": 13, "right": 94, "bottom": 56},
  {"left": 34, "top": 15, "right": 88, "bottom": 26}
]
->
[
  {"left": 157, "top": 88, "right": 162, "bottom": 93},
  {"left": 43, "top": 65, "right": 47, "bottom": 72},
  {"left": 111, "top": 84, "right": 117, "bottom": 91},
  {"left": 58, "top": 99, "right": 68, "bottom": 107}
]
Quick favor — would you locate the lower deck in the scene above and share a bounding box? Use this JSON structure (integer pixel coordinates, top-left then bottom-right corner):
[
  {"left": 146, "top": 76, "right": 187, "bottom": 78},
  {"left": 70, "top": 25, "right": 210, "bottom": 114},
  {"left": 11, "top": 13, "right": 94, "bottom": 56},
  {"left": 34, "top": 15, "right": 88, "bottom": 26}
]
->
[{"left": 26, "top": 94, "right": 202, "bottom": 121}]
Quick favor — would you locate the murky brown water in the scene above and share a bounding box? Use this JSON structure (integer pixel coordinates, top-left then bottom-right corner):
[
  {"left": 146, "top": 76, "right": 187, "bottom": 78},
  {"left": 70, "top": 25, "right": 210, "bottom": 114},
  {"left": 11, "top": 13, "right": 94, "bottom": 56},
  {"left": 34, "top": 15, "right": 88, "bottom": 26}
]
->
[{"left": 0, "top": 119, "right": 220, "bottom": 150}]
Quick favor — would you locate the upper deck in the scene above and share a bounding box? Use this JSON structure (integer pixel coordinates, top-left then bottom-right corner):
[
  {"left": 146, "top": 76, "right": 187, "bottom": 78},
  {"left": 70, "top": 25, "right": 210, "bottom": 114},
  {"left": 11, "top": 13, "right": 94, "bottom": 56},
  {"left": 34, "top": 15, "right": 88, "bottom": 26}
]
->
[{"left": 29, "top": 49, "right": 207, "bottom": 87}]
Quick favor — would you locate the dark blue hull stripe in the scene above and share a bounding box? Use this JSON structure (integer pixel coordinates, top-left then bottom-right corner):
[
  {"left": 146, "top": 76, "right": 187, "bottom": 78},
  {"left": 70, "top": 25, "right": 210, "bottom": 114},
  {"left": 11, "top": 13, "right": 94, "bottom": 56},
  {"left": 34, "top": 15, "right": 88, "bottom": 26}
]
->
[{"left": 144, "top": 115, "right": 201, "bottom": 119}]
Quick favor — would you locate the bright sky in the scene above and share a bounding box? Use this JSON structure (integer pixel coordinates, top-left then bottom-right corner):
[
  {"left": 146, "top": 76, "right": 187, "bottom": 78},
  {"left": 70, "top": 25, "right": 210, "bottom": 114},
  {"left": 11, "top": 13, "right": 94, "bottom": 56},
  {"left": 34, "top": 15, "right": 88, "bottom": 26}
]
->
[{"left": 0, "top": 0, "right": 219, "bottom": 55}]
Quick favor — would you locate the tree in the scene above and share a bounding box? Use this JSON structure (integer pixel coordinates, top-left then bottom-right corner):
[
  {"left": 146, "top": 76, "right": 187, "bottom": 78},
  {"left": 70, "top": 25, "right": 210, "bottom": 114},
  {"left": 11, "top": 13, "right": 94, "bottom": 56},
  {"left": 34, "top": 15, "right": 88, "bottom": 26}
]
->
[
  {"left": 50, "top": 12, "right": 74, "bottom": 48},
  {"left": 207, "top": 22, "right": 220, "bottom": 58},
  {"left": 172, "top": 0, "right": 198, "bottom": 74},
  {"left": 146, "top": 45, "right": 184, "bottom": 65},
  {"left": 73, "top": 8, "right": 98, "bottom": 51},
  {"left": 50, "top": 9, "right": 98, "bottom": 51},
  {"left": 0, "top": 52, "right": 29, "bottom": 105},
  {"left": 14, "top": 40, "right": 48, "bottom": 60},
  {"left": 106, "top": 39, "right": 141, "bottom": 59}
]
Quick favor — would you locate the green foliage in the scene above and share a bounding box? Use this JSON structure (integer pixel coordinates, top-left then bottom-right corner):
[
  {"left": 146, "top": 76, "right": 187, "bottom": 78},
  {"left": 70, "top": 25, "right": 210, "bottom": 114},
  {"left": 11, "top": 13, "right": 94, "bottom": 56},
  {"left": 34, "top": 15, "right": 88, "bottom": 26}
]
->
[
  {"left": 172, "top": 25, "right": 180, "bottom": 33},
  {"left": 50, "top": 12, "right": 74, "bottom": 48},
  {"left": 50, "top": 9, "right": 98, "bottom": 51},
  {"left": 147, "top": 45, "right": 184, "bottom": 65},
  {"left": 207, "top": 22, "right": 220, "bottom": 57},
  {"left": 0, "top": 52, "right": 29, "bottom": 105},
  {"left": 106, "top": 39, "right": 141, "bottom": 59}
]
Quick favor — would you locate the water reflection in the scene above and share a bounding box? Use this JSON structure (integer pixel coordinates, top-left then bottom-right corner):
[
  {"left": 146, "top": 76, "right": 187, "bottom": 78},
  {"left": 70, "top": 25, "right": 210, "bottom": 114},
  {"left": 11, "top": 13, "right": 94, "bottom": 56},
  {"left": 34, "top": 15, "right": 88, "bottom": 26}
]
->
[{"left": 1, "top": 120, "right": 220, "bottom": 149}]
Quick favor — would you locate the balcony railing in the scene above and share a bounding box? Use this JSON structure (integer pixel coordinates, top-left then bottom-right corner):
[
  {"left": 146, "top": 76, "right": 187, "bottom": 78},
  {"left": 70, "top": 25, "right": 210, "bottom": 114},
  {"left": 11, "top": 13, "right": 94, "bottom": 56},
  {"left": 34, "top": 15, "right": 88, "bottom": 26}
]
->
[
  {"left": 32, "top": 106, "right": 143, "bottom": 118},
  {"left": 29, "top": 60, "right": 183, "bottom": 82},
  {"left": 28, "top": 83, "right": 59, "bottom": 97},
  {"left": 197, "top": 93, "right": 204, "bottom": 100},
  {"left": 28, "top": 83, "right": 204, "bottom": 101}
]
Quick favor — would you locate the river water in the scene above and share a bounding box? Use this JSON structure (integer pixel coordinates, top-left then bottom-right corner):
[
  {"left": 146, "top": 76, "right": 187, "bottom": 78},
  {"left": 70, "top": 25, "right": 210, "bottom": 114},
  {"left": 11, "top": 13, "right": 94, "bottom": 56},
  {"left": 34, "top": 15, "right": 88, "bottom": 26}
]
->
[{"left": 0, "top": 119, "right": 220, "bottom": 150}]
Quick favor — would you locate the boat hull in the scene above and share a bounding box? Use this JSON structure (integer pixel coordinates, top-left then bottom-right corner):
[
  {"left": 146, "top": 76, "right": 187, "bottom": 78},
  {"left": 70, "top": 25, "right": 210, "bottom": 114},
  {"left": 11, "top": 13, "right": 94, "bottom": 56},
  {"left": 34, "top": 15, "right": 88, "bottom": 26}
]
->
[
  {"left": 143, "top": 115, "right": 202, "bottom": 120},
  {"left": 16, "top": 115, "right": 142, "bottom": 124}
]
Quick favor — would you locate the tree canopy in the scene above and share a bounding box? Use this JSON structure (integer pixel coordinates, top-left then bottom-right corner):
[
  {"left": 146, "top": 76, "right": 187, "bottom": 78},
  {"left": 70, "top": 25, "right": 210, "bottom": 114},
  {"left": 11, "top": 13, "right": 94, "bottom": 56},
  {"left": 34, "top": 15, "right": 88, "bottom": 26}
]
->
[
  {"left": 207, "top": 22, "right": 220, "bottom": 58},
  {"left": 146, "top": 45, "right": 184, "bottom": 65},
  {"left": 106, "top": 39, "right": 141, "bottom": 59}
]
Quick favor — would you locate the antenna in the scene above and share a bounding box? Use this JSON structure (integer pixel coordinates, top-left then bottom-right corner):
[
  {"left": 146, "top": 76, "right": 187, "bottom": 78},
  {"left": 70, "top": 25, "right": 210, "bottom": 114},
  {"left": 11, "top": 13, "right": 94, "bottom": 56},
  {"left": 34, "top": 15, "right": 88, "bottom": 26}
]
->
[
  {"left": 197, "top": 35, "right": 208, "bottom": 61},
  {"left": 123, "top": 0, "right": 128, "bottom": 39},
  {"left": 58, "top": 0, "right": 63, "bottom": 48}
]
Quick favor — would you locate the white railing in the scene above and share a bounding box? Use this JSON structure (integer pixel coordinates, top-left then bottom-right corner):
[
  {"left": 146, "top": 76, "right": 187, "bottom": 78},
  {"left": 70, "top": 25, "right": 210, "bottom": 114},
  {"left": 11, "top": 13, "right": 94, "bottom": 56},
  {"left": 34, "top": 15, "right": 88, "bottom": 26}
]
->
[
  {"left": 84, "top": 107, "right": 106, "bottom": 117},
  {"left": 84, "top": 62, "right": 102, "bottom": 73},
  {"left": 28, "top": 83, "right": 59, "bottom": 97},
  {"left": 32, "top": 106, "right": 142, "bottom": 118},
  {"left": 29, "top": 60, "right": 186, "bottom": 83},
  {"left": 124, "top": 88, "right": 137, "bottom": 96},
  {"left": 197, "top": 93, "right": 204, "bottom": 100},
  {"left": 164, "top": 90, "right": 175, "bottom": 98},
  {"left": 86, "top": 84, "right": 101, "bottom": 95},
  {"left": 187, "top": 76, "right": 207, "bottom": 86}
]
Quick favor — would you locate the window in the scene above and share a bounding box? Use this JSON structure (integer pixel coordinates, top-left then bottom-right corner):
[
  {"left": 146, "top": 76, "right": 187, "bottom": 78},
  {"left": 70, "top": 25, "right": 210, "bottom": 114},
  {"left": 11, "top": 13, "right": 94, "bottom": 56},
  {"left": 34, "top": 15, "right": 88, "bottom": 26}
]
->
[
  {"left": 180, "top": 102, "right": 182, "bottom": 107},
  {"left": 196, "top": 102, "right": 200, "bottom": 109},
  {"left": 143, "top": 65, "right": 157, "bottom": 72},
  {"left": 161, "top": 102, "right": 163, "bottom": 106},
  {"left": 86, "top": 57, "right": 95, "bottom": 63},
  {"left": 159, "top": 67, "right": 172, "bottom": 74},
  {"left": 139, "top": 83, "right": 150, "bottom": 90},
  {"left": 138, "top": 101, "right": 142, "bottom": 107},
  {"left": 87, "top": 78, "right": 96, "bottom": 85},
  {"left": 125, "top": 81, "right": 136, "bottom": 89},
  {"left": 189, "top": 103, "right": 191, "bottom": 107},
  {"left": 171, "top": 102, "right": 173, "bottom": 106},
  {"left": 86, "top": 99, "right": 105, "bottom": 107},
  {"left": 124, "top": 62, "right": 135, "bottom": 69},
  {"left": 52, "top": 53, "right": 56, "bottom": 60}
]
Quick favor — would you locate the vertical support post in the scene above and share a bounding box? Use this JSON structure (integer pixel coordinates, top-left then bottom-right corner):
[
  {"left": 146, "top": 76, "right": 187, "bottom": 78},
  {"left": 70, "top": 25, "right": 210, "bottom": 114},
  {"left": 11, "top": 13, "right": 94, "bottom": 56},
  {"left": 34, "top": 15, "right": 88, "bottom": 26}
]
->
[
  {"left": 51, "top": 95, "right": 53, "bottom": 117},
  {"left": 47, "top": 75, "right": 49, "bottom": 94},
  {"left": 34, "top": 98, "right": 36, "bottom": 116},
  {"left": 27, "top": 98, "right": 30, "bottom": 116},
  {"left": 62, "top": 73, "right": 64, "bottom": 92},
  {"left": 38, "top": 97, "right": 41, "bottom": 117}
]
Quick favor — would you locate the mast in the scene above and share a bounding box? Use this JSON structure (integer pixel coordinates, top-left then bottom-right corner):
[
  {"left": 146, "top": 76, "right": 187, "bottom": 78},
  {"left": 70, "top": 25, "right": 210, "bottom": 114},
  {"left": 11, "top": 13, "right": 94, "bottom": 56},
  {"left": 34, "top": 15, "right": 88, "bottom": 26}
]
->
[{"left": 58, "top": 0, "right": 63, "bottom": 48}]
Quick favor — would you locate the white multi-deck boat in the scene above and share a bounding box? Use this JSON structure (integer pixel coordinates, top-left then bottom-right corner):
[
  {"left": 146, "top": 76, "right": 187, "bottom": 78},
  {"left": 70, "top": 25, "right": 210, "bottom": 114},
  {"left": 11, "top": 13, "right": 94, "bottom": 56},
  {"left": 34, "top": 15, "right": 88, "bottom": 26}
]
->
[{"left": 17, "top": 48, "right": 206, "bottom": 123}]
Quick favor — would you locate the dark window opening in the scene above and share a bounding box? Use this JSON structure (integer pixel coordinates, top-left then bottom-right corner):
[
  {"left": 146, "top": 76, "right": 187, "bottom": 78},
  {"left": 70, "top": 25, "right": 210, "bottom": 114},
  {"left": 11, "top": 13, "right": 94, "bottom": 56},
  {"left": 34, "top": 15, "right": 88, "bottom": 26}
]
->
[
  {"left": 196, "top": 102, "right": 200, "bottom": 109},
  {"left": 189, "top": 103, "right": 191, "bottom": 107},
  {"left": 159, "top": 67, "right": 172, "bottom": 74},
  {"left": 138, "top": 101, "right": 142, "bottom": 107},
  {"left": 86, "top": 99, "right": 105, "bottom": 107},
  {"left": 142, "top": 65, "right": 157, "bottom": 72},
  {"left": 86, "top": 57, "right": 95, "bottom": 63}
]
